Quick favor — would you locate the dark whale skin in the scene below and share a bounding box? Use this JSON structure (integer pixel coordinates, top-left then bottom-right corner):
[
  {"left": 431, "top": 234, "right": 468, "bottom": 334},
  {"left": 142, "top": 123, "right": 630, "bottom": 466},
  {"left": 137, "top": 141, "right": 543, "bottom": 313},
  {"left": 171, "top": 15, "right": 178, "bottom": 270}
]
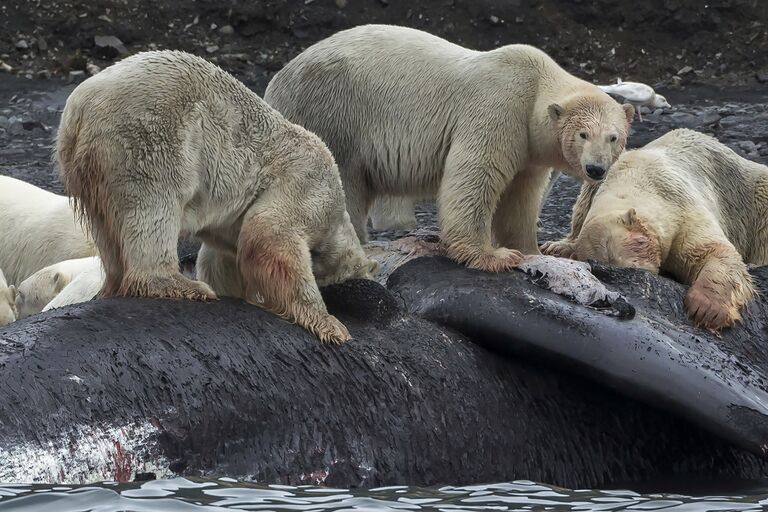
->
[
  {"left": 388, "top": 256, "right": 768, "bottom": 459},
  {"left": 0, "top": 278, "right": 766, "bottom": 487}
]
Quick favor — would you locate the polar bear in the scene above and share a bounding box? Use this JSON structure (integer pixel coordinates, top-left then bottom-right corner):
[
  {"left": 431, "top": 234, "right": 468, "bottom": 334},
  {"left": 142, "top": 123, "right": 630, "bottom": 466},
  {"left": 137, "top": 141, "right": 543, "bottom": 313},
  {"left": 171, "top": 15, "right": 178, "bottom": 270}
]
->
[
  {"left": 0, "top": 269, "right": 17, "bottom": 327},
  {"left": 264, "top": 24, "right": 634, "bottom": 271},
  {"left": 15, "top": 256, "right": 102, "bottom": 319},
  {"left": 42, "top": 258, "right": 105, "bottom": 313},
  {"left": 570, "top": 129, "right": 767, "bottom": 331},
  {"left": 0, "top": 176, "right": 97, "bottom": 285},
  {"left": 57, "top": 50, "right": 377, "bottom": 344}
]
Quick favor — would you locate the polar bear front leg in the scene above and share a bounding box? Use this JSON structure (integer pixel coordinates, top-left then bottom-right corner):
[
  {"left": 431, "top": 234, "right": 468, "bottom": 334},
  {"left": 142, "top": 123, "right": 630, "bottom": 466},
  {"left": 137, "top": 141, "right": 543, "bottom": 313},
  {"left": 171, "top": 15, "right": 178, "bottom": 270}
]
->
[
  {"left": 541, "top": 181, "right": 601, "bottom": 257},
  {"left": 238, "top": 209, "right": 351, "bottom": 344},
  {"left": 438, "top": 146, "right": 523, "bottom": 272},
  {"left": 680, "top": 240, "right": 755, "bottom": 331},
  {"left": 492, "top": 166, "right": 552, "bottom": 255}
]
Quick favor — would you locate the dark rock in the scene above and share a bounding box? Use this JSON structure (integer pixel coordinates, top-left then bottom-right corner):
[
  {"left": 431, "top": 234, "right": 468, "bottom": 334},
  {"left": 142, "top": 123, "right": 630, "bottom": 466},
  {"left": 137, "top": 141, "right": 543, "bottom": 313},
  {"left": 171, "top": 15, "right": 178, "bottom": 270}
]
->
[
  {"left": 689, "top": 111, "right": 722, "bottom": 127},
  {"left": 21, "top": 119, "right": 43, "bottom": 131},
  {"left": 667, "top": 111, "right": 698, "bottom": 128},
  {"left": 67, "top": 70, "right": 86, "bottom": 83},
  {"left": 93, "top": 35, "right": 127, "bottom": 59}
]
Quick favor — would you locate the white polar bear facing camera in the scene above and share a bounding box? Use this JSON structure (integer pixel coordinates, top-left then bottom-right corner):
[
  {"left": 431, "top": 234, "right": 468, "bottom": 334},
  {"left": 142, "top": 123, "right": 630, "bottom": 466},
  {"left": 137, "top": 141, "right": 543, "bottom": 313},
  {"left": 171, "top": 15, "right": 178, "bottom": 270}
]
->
[
  {"left": 0, "top": 176, "right": 97, "bottom": 286},
  {"left": 265, "top": 24, "right": 634, "bottom": 272},
  {"left": 571, "top": 129, "right": 768, "bottom": 331},
  {"left": 57, "top": 50, "right": 377, "bottom": 344},
  {"left": 0, "top": 269, "right": 17, "bottom": 327},
  {"left": 15, "top": 256, "right": 102, "bottom": 319}
]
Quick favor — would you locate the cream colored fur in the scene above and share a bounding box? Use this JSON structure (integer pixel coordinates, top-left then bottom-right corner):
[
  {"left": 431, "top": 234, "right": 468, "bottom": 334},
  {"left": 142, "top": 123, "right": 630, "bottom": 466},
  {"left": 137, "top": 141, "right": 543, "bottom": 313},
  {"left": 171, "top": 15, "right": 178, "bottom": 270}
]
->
[
  {"left": 42, "top": 258, "right": 105, "bottom": 312},
  {"left": 370, "top": 196, "right": 418, "bottom": 231},
  {"left": 16, "top": 256, "right": 101, "bottom": 319},
  {"left": 571, "top": 129, "right": 767, "bottom": 331},
  {"left": 265, "top": 24, "right": 633, "bottom": 272},
  {"left": 56, "top": 50, "right": 377, "bottom": 344},
  {"left": 0, "top": 269, "right": 17, "bottom": 327},
  {"left": 0, "top": 176, "right": 96, "bottom": 285}
]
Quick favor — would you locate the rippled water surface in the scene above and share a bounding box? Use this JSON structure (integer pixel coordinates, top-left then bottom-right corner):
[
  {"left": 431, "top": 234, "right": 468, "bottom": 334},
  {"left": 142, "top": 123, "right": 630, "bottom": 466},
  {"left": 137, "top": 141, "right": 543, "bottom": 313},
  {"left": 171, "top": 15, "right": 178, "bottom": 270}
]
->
[{"left": 1, "top": 479, "right": 768, "bottom": 511}]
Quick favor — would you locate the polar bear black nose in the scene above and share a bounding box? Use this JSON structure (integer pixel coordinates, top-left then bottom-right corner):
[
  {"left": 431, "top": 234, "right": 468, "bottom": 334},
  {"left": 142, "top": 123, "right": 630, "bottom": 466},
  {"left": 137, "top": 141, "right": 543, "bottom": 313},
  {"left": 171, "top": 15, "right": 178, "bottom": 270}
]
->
[{"left": 586, "top": 165, "right": 606, "bottom": 180}]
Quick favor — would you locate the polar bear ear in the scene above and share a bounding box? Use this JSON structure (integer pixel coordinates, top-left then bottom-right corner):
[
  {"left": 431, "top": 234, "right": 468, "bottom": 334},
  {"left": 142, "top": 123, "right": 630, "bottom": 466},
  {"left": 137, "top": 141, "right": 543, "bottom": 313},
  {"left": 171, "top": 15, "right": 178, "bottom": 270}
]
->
[
  {"left": 620, "top": 208, "right": 638, "bottom": 226},
  {"left": 622, "top": 103, "right": 635, "bottom": 124},
  {"left": 548, "top": 103, "right": 565, "bottom": 122},
  {"left": 53, "top": 272, "right": 69, "bottom": 293}
]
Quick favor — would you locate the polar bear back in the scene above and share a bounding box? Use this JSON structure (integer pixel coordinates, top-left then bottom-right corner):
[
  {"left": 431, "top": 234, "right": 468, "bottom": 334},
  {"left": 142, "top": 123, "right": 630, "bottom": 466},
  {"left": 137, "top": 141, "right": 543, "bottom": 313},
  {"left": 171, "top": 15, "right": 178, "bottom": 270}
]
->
[
  {"left": 0, "top": 176, "right": 96, "bottom": 285},
  {"left": 58, "top": 50, "right": 314, "bottom": 234},
  {"left": 265, "top": 24, "right": 581, "bottom": 195}
]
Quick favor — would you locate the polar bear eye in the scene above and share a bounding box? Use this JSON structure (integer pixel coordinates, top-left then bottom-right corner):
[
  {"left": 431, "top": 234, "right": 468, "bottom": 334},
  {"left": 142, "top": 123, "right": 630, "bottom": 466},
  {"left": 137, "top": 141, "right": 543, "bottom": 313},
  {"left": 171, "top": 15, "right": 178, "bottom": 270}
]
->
[
  {"left": 610, "top": 135, "right": 618, "bottom": 142},
  {"left": 579, "top": 132, "right": 588, "bottom": 140}
]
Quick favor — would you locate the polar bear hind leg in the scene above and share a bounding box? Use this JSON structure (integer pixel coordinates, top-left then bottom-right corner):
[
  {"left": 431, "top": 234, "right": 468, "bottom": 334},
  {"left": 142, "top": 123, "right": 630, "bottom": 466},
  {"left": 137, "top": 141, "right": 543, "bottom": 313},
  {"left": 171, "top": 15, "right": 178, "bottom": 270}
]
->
[
  {"left": 61, "top": 141, "right": 214, "bottom": 301},
  {"left": 114, "top": 189, "right": 216, "bottom": 300},
  {"left": 340, "top": 165, "right": 373, "bottom": 243},
  {"left": 196, "top": 243, "right": 244, "bottom": 298},
  {"left": 370, "top": 197, "right": 417, "bottom": 231}
]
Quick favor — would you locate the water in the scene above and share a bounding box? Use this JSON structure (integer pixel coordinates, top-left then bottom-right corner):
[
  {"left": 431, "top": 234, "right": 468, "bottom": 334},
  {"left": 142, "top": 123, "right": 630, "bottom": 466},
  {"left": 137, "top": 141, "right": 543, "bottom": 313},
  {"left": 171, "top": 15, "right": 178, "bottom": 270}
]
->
[{"left": 1, "top": 479, "right": 768, "bottom": 511}]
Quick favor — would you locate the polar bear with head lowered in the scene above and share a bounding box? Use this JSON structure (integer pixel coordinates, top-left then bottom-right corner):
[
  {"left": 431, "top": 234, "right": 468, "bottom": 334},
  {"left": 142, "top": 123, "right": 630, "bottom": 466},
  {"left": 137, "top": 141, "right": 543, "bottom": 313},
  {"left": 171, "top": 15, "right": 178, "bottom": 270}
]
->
[
  {"left": 572, "top": 129, "right": 768, "bottom": 331},
  {"left": 57, "top": 50, "right": 377, "bottom": 344},
  {"left": 0, "top": 176, "right": 96, "bottom": 286},
  {"left": 265, "top": 24, "right": 634, "bottom": 271},
  {"left": 15, "top": 256, "right": 102, "bottom": 319},
  {"left": 0, "top": 269, "right": 17, "bottom": 327}
]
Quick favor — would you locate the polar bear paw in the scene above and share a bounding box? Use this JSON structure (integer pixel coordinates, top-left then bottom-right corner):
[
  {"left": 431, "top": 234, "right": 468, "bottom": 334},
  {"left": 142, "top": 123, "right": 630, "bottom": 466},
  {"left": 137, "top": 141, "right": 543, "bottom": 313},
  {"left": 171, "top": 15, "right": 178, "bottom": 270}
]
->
[
  {"left": 121, "top": 273, "right": 218, "bottom": 301},
  {"left": 540, "top": 239, "right": 577, "bottom": 259},
  {"left": 307, "top": 313, "right": 352, "bottom": 345},
  {"left": 466, "top": 247, "right": 524, "bottom": 273},
  {"left": 684, "top": 280, "right": 741, "bottom": 332}
]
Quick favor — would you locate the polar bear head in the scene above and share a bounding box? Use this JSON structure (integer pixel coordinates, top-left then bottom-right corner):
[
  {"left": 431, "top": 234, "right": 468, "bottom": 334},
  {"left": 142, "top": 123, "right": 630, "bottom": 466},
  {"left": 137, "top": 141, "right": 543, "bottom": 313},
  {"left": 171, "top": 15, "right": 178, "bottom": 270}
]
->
[
  {"left": 16, "top": 267, "right": 73, "bottom": 319},
  {"left": 0, "top": 269, "right": 18, "bottom": 327},
  {"left": 313, "top": 211, "right": 380, "bottom": 287},
  {"left": 549, "top": 93, "right": 634, "bottom": 182},
  {"left": 575, "top": 208, "right": 662, "bottom": 273}
]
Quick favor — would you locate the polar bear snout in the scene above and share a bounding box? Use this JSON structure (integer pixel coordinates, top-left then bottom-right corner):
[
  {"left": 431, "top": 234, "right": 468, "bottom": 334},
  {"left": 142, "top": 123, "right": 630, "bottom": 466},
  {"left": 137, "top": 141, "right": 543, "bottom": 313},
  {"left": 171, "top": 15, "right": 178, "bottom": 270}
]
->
[{"left": 585, "top": 164, "right": 607, "bottom": 181}]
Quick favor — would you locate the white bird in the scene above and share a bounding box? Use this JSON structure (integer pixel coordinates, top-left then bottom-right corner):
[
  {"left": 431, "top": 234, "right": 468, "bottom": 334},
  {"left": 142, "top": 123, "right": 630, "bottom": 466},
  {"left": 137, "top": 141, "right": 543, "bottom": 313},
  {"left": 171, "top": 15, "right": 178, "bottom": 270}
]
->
[{"left": 597, "top": 78, "right": 671, "bottom": 121}]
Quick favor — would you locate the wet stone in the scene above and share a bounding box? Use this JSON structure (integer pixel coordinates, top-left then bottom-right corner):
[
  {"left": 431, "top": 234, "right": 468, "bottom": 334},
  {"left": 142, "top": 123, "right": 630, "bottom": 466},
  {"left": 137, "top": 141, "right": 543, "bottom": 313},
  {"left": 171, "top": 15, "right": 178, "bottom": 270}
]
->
[
  {"left": 67, "top": 70, "right": 86, "bottom": 83},
  {"left": 666, "top": 112, "right": 698, "bottom": 128}
]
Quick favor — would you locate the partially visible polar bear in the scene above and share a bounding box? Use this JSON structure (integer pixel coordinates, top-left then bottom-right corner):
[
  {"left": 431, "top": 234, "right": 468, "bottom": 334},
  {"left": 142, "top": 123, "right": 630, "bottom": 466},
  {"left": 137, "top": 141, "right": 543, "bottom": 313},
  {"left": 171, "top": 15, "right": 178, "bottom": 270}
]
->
[
  {"left": 0, "top": 176, "right": 97, "bottom": 285},
  {"left": 265, "top": 24, "right": 634, "bottom": 271},
  {"left": 571, "top": 129, "right": 767, "bottom": 331},
  {"left": 42, "top": 258, "right": 105, "bottom": 313},
  {"left": 15, "top": 256, "right": 101, "bottom": 319},
  {"left": 57, "top": 50, "right": 377, "bottom": 344},
  {"left": 0, "top": 269, "right": 17, "bottom": 326}
]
